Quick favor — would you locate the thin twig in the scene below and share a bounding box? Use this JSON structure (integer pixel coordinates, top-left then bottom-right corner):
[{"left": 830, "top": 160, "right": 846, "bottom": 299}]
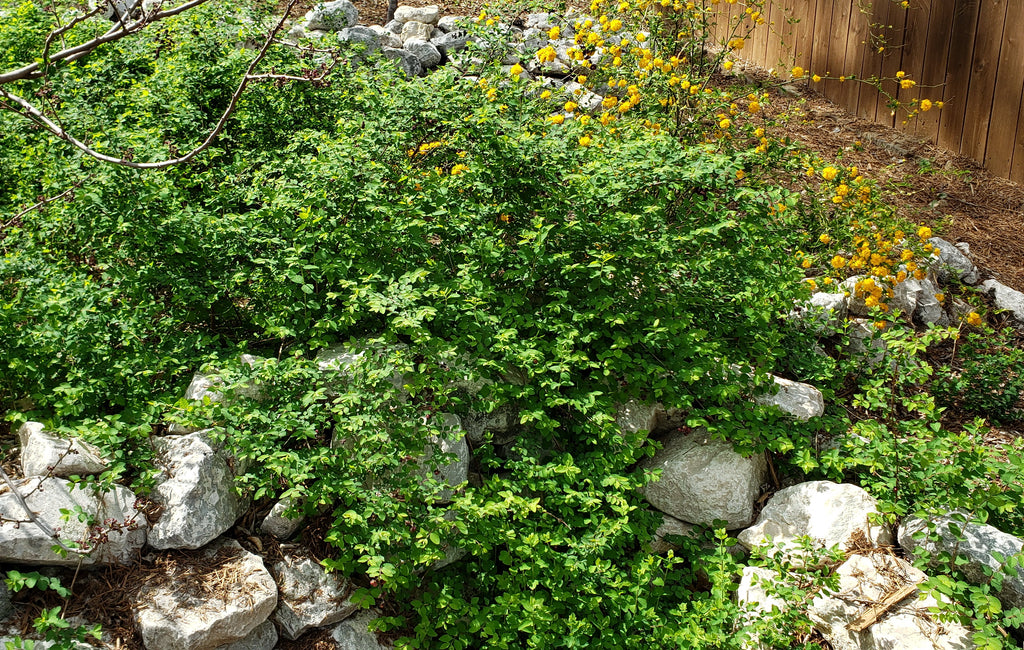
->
[{"left": 0, "top": 465, "right": 81, "bottom": 556}]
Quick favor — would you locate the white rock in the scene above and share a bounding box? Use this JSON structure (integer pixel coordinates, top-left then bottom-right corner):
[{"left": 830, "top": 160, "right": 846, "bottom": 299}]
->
[
  {"left": 981, "top": 279, "right": 1024, "bottom": 323},
  {"left": 929, "top": 237, "right": 979, "bottom": 284},
  {"left": 272, "top": 553, "right": 358, "bottom": 640},
  {"left": 88, "top": 0, "right": 134, "bottom": 20},
  {"left": 913, "top": 277, "right": 948, "bottom": 325},
  {"left": 215, "top": 620, "right": 277, "bottom": 650},
  {"left": 331, "top": 609, "right": 389, "bottom": 649},
  {"left": 393, "top": 4, "right": 439, "bottom": 24},
  {"left": 305, "top": 0, "right": 358, "bottom": 31},
  {"left": 0, "top": 477, "right": 145, "bottom": 566},
  {"left": 337, "top": 26, "right": 380, "bottom": 54},
  {"left": 18, "top": 422, "right": 107, "bottom": 478},
  {"left": 259, "top": 497, "right": 306, "bottom": 540},
  {"left": 615, "top": 399, "right": 659, "bottom": 436},
  {"left": 404, "top": 38, "right": 442, "bottom": 68},
  {"left": 847, "top": 318, "right": 887, "bottom": 366},
  {"left": 793, "top": 292, "right": 847, "bottom": 334},
  {"left": 561, "top": 81, "right": 603, "bottom": 111},
  {"left": 420, "top": 413, "right": 469, "bottom": 503},
  {"left": 148, "top": 431, "right": 247, "bottom": 550},
  {"left": 649, "top": 513, "right": 697, "bottom": 554},
  {"left": 431, "top": 29, "right": 470, "bottom": 56},
  {"left": 900, "top": 513, "right": 1024, "bottom": 609},
  {"left": 640, "top": 429, "right": 766, "bottom": 528},
  {"left": 754, "top": 376, "right": 824, "bottom": 421},
  {"left": 436, "top": 15, "right": 468, "bottom": 33},
  {"left": 135, "top": 540, "right": 277, "bottom": 650},
  {"left": 840, "top": 276, "right": 869, "bottom": 317},
  {"left": 736, "top": 566, "right": 787, "bottom": 650},
  {"left": 808, "top": 554, "right": 975, "bottom": 650},
  {"left": 400, "top": 20, "right": 434, "bottom": 44},
  {"left": 738, "top": 481, "right": 893, "bottom": 555}
]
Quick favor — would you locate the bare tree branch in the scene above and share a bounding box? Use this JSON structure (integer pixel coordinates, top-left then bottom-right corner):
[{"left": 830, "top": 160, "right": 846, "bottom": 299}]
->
[{"left": 0, "top": 0, "right": 318, "bottom": 169}]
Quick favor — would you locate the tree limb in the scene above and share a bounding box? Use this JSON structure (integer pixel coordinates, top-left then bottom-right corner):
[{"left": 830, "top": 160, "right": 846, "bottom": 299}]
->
[{"left": 0, "top": 0, "right": 310, "bottom": 169}]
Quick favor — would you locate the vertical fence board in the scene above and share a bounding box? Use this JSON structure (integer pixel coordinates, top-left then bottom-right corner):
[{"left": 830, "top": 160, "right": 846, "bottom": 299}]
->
[
  {"left": 790, "top": 0, "right": 817, "bottom": 75},
  {"left": 875, "top": 2, "right": 908, "bottom": 128},
  {"left": 1012, "top": 97, "right": 1024, "bottom": 182},
  {"left": 811, "top": 0, "right": 836, "bottom": 95},
  {"left": 984, "top": 1, "right": 1024, "bottom": 178},
  {"left": 823, "top": 0, "right": 854, "bottom": 101},
  {"left": 854, "top": 0, "right": 889, "bottom": 120},
  {"left": 937, "top": 0, "right": 981, "bottom": 152},
  {"left": 914, "top": 0, "right": 955, "bottom": 143},
  {"left": 960, "top": 0, "right": 1007, "bottom": 161},
  {"left": 896, "top": 0, "right": 931, "bottom": 134},
  {"left": 836, "top": 1, "right": 870, "bottom": 112}
]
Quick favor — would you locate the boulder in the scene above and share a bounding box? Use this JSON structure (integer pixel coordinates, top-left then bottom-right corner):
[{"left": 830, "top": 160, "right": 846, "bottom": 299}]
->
[
  {"left": 436, "top": 15, "right": 468, "bottom": 33},
  {"left": 216, "top": 620, "right": 277, "bottom": 650},
  {"left": 420, "top": 413, "right": 470, "bottom": 503},
  {"left": 738, "top": 481, "right": 893, "bottom": 556},
  {"left": 134, "top": 540, "right": 277, "bottom": 650},
  {"left": 393, "top": 4, "right": 439, "bottom": 24},
  {"left": 900, "top": 513, "right": 1024, "bottom": 609},
  {"left": 615, "top": 399, "right": 659, "bottom": 437},
  {"left": 337, "top": 26, "right": 380, "bottom": 55},
  {"left": 18, "top": 422, "right": 107, "bottom": 478},
  {"left": 305, "top": 0, "right": 358, "bottom": 31},
  {"left": 846, "top": 318, "right": 887, "bottom": 366},
  {"left": 981, "top": 279, "right": 1024, "bottom": 323},
  {"left": 754, "top": 376, "right": 824, "bottom": 421},
  {"left": 808, "top": 554, "right": 975, "bottom": 650},
  {"left": 272, "top": 553, "right": 358, "bottom": 640},
  {"left": 404, "top": 38, "right": 442, "bottom": 69},
  {"left": 929, "top": 237, "right": 980, "bottom": 285},
  {"left": 793, "top": 292, "right": 847, "bottom": 334},
  {"left": 431, "top": 29, "right": 470, "bottom": 57},
  {"left": 462, "top": 405, "right": 516, "bottom": 444},
  {"left": 0, "top": 477, "right": 145, "bottom": 566},
  {"left": 400, "top": 20, "right": 434, "bottom": 44},
  {"left": 331, "top": 609, "right": 389, "bottom": 649},
  {"left": 893, "top": 277, "right": 948, "bottom": 325},
  {"left": 367, "top": 25, "right": 402, "bottom": 48},
  {"left": 649, "top": 513, "right": 698, "bottom": 554},
  {"left": 736, "top": 566, "right": 787, "bottom": 650},
  {"left": 148, "top": 431, "right": 247, "bottom": 550},
  {"left": 259, "top": 497, "right": 306, "bottom": 540},
  {"left": 640, "top": 429, "right": 766, "bottom": 529}
]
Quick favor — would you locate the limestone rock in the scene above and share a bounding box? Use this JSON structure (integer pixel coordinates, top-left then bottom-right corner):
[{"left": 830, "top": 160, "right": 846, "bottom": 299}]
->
[
  {"left": 431, "top": 29, "right": 470, "bottom": 57},
  {"left": 808, "top": 554, "right": 975, "bottom": 650},
  {"left": 148, "top": 431, "right": 247, "bottom": 550},
  {"left": 18, "top": 421, "right": 107, "bottom": 478},
  {"left": 216, "top": 620, "right": 277, "bottom": 650},
  {"left": 649, "top": 513, "right": 697, "bottom": 554},
  {"left": 754, "top": 376, "right": 824, "bottom": 421},
  {"left": 847, "top": 318, "right": 887, "bottom": 366},
  {"left": 981, "top": 279, "right": 1024, "bottom": 323},
  {"left": 420, "top": 413, "right": 469, "bottom": 503},
  {"left": 436, "top": 15, "right": 467, "bottom": 32},
  {"left": 615, "top": 399, "right": 659, "bottom": 437},
  {"left": 893, "top": 277, "right": 948, "bottom": 325},
  {"left": 331, "top": 610, "right": 389, "bottom": 649},
  {"left": 88, "top": 0, "right": 133, "bottom": 20},
  {"left": 793, "top": 292, "right": 847, "bottom": 334},
  {"left": 306, "top": 0, "right": 358, "bottom": 31},
  {"left": 929, "top": 237, "right": 979, "bottom": 284},
  {"left": 736, "top": 566, "right": 787, "bottom": 650},
  {"left": 404, "top": 38, "right": 442, "bottom": 68},
  {"left": 393, "top": 4, "right": 439, "bottom": 24},
  {"left": 900, "top": 513, "right": 1024, "bottom": 609},
  {"left": 272, "top": 553, "right": 358, "bottom": 640},
  {"left": 462, "top": 405, "right": 515, "bottom": 444},
  {"left": 260, "top": 497, "right": 306, "bottom": 540},
  {"left": 135, "top": 540, "right": 277, "bottom": 650},
  {"left": 400, "top": 20, "right": 434, "bottom": 44},
  {"left": 337, "top": 26, "right": 380, "bottom": 54},
  {"left": 738, "top": 481, "right": 893, "bottom": 555},
  {"left": 0, "top": 477, "right": 145, "bottom": 566},
  {"left": 640, "top": 429, "right": 766, "bottom": 528}
]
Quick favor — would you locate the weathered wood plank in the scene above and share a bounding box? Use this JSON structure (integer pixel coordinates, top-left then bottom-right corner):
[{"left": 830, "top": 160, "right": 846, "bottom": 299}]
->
[
  {"left": 985, "top": 0, "right": 1024, "bottom": 178},
  {"left": 914, "top": 0, "right": 956, "bottom": 142},
  {"left": 960, "top": 0, "right": 1008, "bottom": 162},
  {"left": 936, "top": 0, "right": 981, "bottom": 152}
]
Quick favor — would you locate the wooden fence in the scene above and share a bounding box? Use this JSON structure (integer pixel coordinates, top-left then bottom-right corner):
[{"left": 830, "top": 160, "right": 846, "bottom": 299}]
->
[{"left": 709, "top": 0, "right": 1024, "bottom": 183}]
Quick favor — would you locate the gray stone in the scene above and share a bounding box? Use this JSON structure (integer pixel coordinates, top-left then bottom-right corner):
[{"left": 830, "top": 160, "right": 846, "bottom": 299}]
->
[
  {"left": 135, "top": 539, "right": 277, "bottom": 650},
  {"left": 893, "top": 277, "right": 948, "bottom": 325},
  {"left": 400, "top": 20, "right": 434, "bottom": 44},
  {"left": 18, "top": 422, "right": 107, "bottom": 478},
  {"left": 383, "top": 19, "right": 403, "bottom": 34},
  {"left": 367, "top": 25, "right": 402, "bottom": 48},
  {"left": 306, "top": 0, "right": 358, "bottom": 31},
  {"left": 0, "top": 581, "right": 13, "bottom": 621},
  {"left": 929, "top": 237, "right": 980, "bottom": 284},
  {"left": 561, "top": 81, "right": 603, "bottom": 112},
  {"left": 616, "top": 399, "right": 659, "bottom": 437},
  {"left": 337, "top": 26, "right": 380, "bottom": 55},
  {"left": 738, "top": 481, "right": 893, "bottom": 556},
  {"left": 331, "top": 609, "right": 388, "bottom": 649},
  {"left": 0, "top": 477, "right": 145, "bottom": 566},
  {"left": 215, "top": 620, "right": 277, "bottom": 650},
  {"left": 393, "top": 4, "right": 439, "bottom": 24},
  {"left": 148, "top": 431, "right": 247, "bottom": 550},
  {"left": 808, "top": 554, "right": 975, "bottom": 650},
  {"left": 793, "top": 292, "right": 847, "bottom": 334},
  {"left": 259, "top": 497, "right": 306, "bottom": 540},
  {"left": 640, "top": 429, "right": 766, "bottom": 528},
  {"left": 900, "top": 513, "right": 1024, "bottom": 609},
  {"left": 649, "top": 513, "right": 697, "bottom": 554},
  {"left": 736, "top": 566, "right": 787, "bottom": 650},
  {"left": 847, "top": 318, "right": 887, "bottom": 366},
  {"left": 272, "top": 553, "right": 358, "bottom": 640},
  {"left": 88, "top": 0, "right": 134, "bottom": 20},
  {"left": 431, "top": 29, "right": 470, "bottom": 56},
  {"left": 981, "top": 279, "right": 1024, "bottom": 323},
  {"left": 420, "top": 413, "right": 469, "bottom": 503},
  {"left": 462, "top": 405, "right": 515, "bottom": 444},
  {"left": 754, "top": 376, "right": 824, "bottom": 421},
  {"left": 839, "top": 276, "right": 869, "bottom": 317},
  {"left": 404, "top": 38, "right": 442, "bottom": 68},
  {"left": 436, "top": 15, "right": 468, "bottom": 33}
]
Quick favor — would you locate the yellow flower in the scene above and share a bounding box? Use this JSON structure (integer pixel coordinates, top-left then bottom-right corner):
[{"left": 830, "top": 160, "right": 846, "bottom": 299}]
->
[
  {"left": 577, "top": 75, "right": 588, "bottom": 83},
  {"left": 510, "top": 63, "right": 524, "bottom": 77},
  {"left": 564, "top": 100, "right": 579, "bottom": 113},
  {"left": 748, "top": 101, "right": 761, "bottom": 113},
  {"left": 874, "top": 321, "right": 887, "bottom": 330},
  {"left": 812, "top": 74, "right": 822, "bottom": 83},
  {"left": 819, "top": 233, "right": 831, "bottom": 244},
  {"left": 900, "top": 79, "right": 915, "bottom": 89},
  {"left": 967, "top": 312, "right": 982, "bottom": 327},
  {"left": 821, "top": 166, "right": 839, "bottom": 181},
  {"left": 723, "top": 60, "right": 734, "bottom": 71},
  {"left": 791, "top": 66, "right": 805, "bottom": 78},
  {"left": 917, "top": 225, "right": 932, "bottom": 240},
  {"left": 540, "top": 90, "right": 552, "bottom": 100},
  {"left": 735, "top": 169, "right": 746, "bottom": 180},
  {"left": 579, "top": 115, "right": 592, "bottom": 125},
  {"left": 607, "top": 18, "right": 623, "bottom": 31},
  {"left": 548, "top": 114, "right": 565, "bottom": 124},
  {"left": 451, "top": 164, "right": 469, "bottom": 176},
  {"left": 935, "top": 293, "right": 945, "bottom": 303},
  {"left": 548, "top": 25, "right": 560, "bottom": 39},
  {"left": 896, "top": 71, "right": 906, "bottom": 79},
  {"left": 830, "top": 255, "right": 846, "bottom": 269},
  {"left": 920, "top": 99, "right": 932, "bottom": 112},
  {"left": 801, "top": 258, "right": 812, "bottom": 269},
  {"left": 579, "top": 135, "right": 593, "bottom": 146}
]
